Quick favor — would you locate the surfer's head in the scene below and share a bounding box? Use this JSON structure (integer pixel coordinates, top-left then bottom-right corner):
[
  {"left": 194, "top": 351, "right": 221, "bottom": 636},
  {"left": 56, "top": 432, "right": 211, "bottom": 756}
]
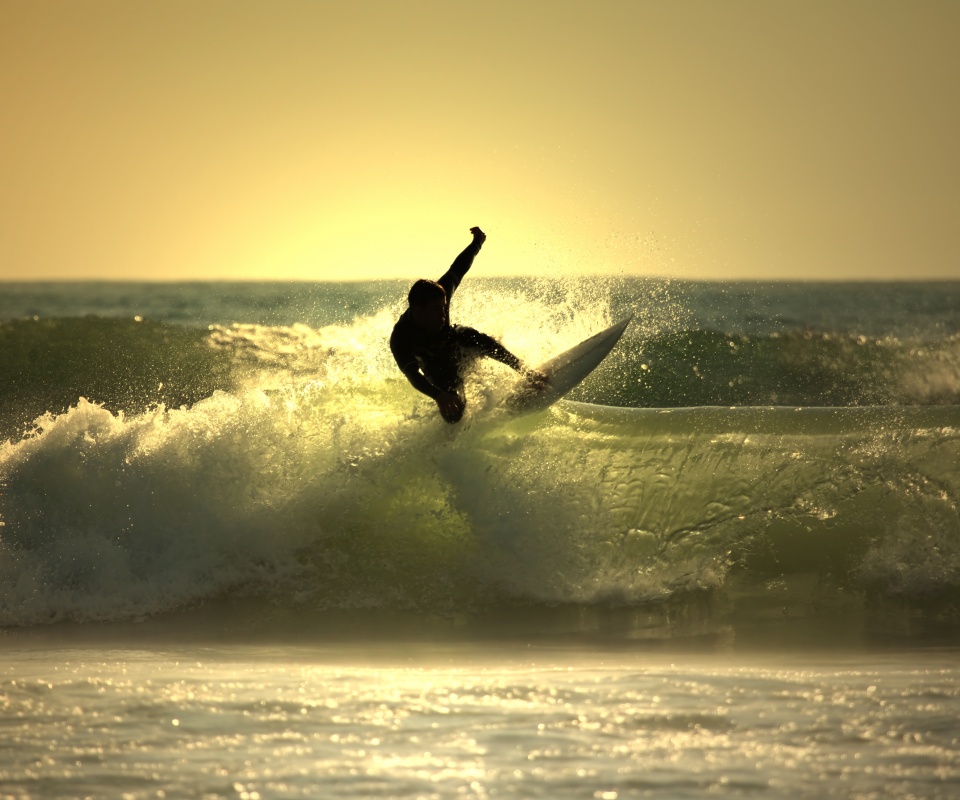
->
[{"left": 408, "top": 279, "right": 447, "bottom": 332}]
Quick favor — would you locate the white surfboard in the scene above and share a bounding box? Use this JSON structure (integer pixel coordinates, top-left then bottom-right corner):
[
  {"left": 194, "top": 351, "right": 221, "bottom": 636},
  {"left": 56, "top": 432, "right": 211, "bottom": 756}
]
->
[{"left": 506, "top": 317, "right": 632, "bottom": 414}]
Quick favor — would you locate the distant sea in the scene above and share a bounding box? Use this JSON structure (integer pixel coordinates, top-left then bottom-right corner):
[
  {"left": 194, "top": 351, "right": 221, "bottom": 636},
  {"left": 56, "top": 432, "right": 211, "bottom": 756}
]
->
[{"left": 2, "top": 278, "right": 960, "bottom": 798}]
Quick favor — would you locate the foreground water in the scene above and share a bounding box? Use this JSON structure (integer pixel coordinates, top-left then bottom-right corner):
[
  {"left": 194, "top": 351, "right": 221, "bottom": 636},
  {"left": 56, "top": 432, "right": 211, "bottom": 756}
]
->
[
  {"left": 4, "top": 633, "right": 960, "bottom": 799},
  {"left": 2, "top": 278, "right": 960, "bottom": 797}
]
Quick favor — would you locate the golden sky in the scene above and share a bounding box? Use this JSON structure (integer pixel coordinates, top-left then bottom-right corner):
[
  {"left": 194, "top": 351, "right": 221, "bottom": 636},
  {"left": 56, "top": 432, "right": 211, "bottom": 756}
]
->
[{"left": 2, "top": 0, "right": 958, "bottom": 281}]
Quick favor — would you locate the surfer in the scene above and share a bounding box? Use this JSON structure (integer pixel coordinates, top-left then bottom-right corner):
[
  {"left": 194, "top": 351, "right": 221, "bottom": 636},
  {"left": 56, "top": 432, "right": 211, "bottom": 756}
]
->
[{"left": 390, "top": 226, "right": 543, "bottom": 423}]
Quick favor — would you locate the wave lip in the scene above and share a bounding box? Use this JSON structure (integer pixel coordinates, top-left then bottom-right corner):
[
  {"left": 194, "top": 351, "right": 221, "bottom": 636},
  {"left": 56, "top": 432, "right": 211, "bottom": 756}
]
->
[{"left": 4, "top": 316, "right": 958, "bottom": 446}]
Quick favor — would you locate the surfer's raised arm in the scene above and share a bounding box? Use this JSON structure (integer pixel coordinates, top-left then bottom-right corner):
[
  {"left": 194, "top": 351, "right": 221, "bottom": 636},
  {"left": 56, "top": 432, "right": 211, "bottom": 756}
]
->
[{"left": 437, "top": 226, "right": 486, "bottom": 299}]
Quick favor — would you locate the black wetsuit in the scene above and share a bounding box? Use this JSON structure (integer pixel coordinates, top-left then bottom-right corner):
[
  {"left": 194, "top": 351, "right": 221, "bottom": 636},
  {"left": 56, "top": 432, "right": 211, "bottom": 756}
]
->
[{"left": 390, "top": 238, "right": 522, "bottom": 420}]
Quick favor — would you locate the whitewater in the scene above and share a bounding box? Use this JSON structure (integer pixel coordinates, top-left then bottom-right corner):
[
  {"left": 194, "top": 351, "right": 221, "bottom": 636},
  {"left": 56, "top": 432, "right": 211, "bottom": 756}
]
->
[{"left": 2, "top": 278, "right": 960, "bottom": 798}]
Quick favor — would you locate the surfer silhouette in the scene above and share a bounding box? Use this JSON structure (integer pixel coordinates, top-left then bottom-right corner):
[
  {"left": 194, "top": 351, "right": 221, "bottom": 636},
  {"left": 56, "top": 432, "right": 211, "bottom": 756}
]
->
[{"left": 390, "top": 226, "right": 543, "bottom": 423}]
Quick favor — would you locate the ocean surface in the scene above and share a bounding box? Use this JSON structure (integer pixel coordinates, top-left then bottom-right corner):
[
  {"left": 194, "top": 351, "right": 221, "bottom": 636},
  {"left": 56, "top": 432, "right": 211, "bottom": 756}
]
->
[{"left": 2, "top": 278, "right": 960, "bottom": 798}]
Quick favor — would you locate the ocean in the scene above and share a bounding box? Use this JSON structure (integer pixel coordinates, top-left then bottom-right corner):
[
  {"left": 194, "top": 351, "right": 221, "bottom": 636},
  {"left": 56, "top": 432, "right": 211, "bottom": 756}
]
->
[{"left": 2, "top": 278, "right": 960, "bottom": 798}]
